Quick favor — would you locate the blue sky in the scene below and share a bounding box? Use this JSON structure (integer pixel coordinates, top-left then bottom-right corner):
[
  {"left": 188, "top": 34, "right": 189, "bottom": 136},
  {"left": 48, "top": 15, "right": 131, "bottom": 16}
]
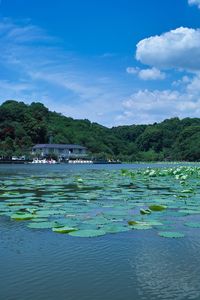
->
[{"left": 0, "top": 0, "right": 200, "bottom": 126}]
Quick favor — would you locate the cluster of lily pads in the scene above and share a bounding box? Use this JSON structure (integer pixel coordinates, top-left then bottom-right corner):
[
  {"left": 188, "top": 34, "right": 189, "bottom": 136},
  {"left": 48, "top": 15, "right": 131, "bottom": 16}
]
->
[{"left": 0, "top": 166, "right": 200, "bottom": 238}]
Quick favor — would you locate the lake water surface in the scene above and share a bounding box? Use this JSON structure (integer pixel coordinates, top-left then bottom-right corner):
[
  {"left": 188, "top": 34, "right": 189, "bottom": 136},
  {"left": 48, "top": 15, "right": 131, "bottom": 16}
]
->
[{"left": 0, "top": 163, "right": 200, "bottom": 300}]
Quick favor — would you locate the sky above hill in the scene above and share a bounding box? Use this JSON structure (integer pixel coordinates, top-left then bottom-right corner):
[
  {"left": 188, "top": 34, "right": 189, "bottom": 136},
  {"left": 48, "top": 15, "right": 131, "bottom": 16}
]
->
[{"left": 0, "top": 0, "right": 200, "bottom": 126}]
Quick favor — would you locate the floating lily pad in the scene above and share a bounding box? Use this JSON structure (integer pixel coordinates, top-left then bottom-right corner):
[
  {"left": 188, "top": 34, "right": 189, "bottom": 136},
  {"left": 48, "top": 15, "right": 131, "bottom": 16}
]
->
[
  {"left": 149, "top": 205, "right": 167, "bottom": 211},
  {"left": 27, "top": 221, "right": 57, "bottom": 229},
  {"left": 52, "top": 226, "right": 78, "bottom": 234},
  {"left": 181, "top": 189, "right": 194, "bottom": 193},
  {"left": 11, "top": 213, "right": 35, "bottom": 220},
  {"left": 158, "top": 231, "right": 185, "bottom": 238},
  {"left": 131, "top": 224, "right": 152, "bottom": 230},
  {"left": 140, "top": 208, "right": 151, "bottom": 215},
  {"left": 32, "top": 218, "right": 48, "bottom": 222},
  {"left": 128, "top": 220, "right": 138, "bottom": 225},
  {"left": 1, "top": 165, "right": 200, "bottom": 238},
  {"left": 101, "top": 224, "right": 130, "bottom": 234},
  {"left": 184, "top": 222, "right": 200, "bottom": 228},
  {"left": 146, "top": 220, "right": 163, "bottom": 226},
  {"left": 69, "top": 229, "right": 106, "bottom": 237},
  {"left": 83, "top": 217, "right": 109, "bottom": 225}
]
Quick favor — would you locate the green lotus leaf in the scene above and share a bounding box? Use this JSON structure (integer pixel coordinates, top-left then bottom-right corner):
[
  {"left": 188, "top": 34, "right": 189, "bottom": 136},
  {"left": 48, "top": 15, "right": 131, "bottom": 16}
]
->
[
  {"left": 184, "top": 222, "right": 200, "bottom": 228},
  {"left": 69, "top": 229, "right": 106, "bottom": 237},
  {"left": 121, "top": 169, "right": 130, "bottom": 176},
  {"left": 181, "top": 189, "right": 194, "bottom": 193},
  {"left": 140, "top": 208, "right": 151, "bottom": 215},
  {"left": 101, "top": 224, "right": 130, "bottom": 234},
  {"left": 11, "top": 213, "right": 35, "bottom": 220},
  {"left": 77, "top": 178, "right": 83, "bottom": 183},
  {"left": 6, "top": 202, "right": 24, "bottom": 206},
  {"left": 149, "top": 205, "right": 167, "bottom": 211},
  {"left": 131, "top": 224, "right": 152, "bottom": 230},
  {"left": 158, "top": 231, "right": 185, "bottom": 238},
  {"left": 30, "top": 218, "right": 48, "bottom": 222},
  {"left": 83, "top": 217, "right": 109, "bottom": 225},
  {"left": 27, "top": 221, "right": 57, "bottom": 229},
  {"left": 146, "top": 220, "right": 163, "bottom": 226},
  {"left": 1, "top": 165, "right": 200, "bottom": 237},
  {"left": 128, "top": 220, "right": 139, "bottom": 225},
  {"left": 52, "top": 226, "right": 78, "bottom": 234}
]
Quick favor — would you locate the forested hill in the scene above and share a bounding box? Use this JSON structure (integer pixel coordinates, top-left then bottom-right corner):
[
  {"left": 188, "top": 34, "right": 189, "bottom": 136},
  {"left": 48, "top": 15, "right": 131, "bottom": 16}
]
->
[{"left": 0, "top": 100, "right": 199, "bottom": 161}]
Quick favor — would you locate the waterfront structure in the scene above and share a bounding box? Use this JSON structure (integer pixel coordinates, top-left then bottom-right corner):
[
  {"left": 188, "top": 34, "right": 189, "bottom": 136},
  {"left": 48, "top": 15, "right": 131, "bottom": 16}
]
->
[{"left": 32, "top": 144, "right": 87, "bottom": 160}]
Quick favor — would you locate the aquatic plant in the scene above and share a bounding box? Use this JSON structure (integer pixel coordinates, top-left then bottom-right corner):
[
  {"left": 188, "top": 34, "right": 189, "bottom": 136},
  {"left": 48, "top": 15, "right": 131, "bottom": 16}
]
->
[{"left": 0, "top": 165, "right": 199, "bottom": 238}]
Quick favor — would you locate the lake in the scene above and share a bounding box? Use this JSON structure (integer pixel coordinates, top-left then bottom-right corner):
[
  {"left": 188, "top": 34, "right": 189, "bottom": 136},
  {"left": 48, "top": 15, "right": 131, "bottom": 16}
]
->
[{"left": 0, "top": 163, "right": 200, "bottom": 300}]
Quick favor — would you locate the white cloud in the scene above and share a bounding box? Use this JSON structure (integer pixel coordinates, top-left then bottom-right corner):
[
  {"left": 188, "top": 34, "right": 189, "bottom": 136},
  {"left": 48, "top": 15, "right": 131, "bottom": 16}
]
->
[
  {"left": 123, "top": 89, "right": 181, "bottom": 112},
  {"left": 0, "top": 80, "right": 31, "bottom": 92},
  {"left": 136, "top": 27, "right": 200, "bottom": 71},
  {"left": 126, "top": 67, "right": 140, "bottom": 74},
  {"left": 0, "top": 18, "right": 127, "bottom": 127},
  {"left": 2, "top": 18, "right": 200, "bottom": 127},
  {"left": 186, "top": 73, "right": 200, "bottom": 95},
  {"left": 117, "top": 75, "right": 200, "bottom": 124},
  {"left": 188, "top": 0, "right": 200, "bottom": 9},
  {"left": 172, "top": 75, "right": 191, "bottom": 87},
  {"left": 126, "top": 66, "right": 165, "bottom": 80},
  {"left": 138, "top": 67, "right": 165, "bottom": 80},
  {"left": 0, "top": 18, "right": 51, "bottom": 44}
]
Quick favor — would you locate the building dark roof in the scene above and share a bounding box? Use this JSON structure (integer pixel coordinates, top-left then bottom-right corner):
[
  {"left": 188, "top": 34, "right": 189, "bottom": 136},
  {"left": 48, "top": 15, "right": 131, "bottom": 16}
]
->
[{"left": 32, "top": 144, "right": 86, "bottom": 150}]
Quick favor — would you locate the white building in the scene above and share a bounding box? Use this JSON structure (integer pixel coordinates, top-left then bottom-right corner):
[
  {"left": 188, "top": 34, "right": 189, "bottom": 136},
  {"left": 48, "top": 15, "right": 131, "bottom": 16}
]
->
[{"left": 32, "top": 144, "right": 87, "bottom": 159}]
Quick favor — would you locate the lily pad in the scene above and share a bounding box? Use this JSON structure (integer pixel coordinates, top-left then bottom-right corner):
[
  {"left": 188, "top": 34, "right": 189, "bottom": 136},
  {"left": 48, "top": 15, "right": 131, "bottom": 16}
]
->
[
  {"left": 101, "top": 224, "right": 130, "bottom": 234},
  {"left": 52, "top": 226, "right": 78, "bottom": 234},
  {"left": 140, "top": 208, "right": 151, "bottom": 215},
  {"left": 11, "top": 213, "right": 35, "bottom": 220},
  {"left": 158, "top": 231, "right": 185, "bottom": 238},
  {"left": 128, "top": 220, "right": 138, "bottom": 225},
  {"left": 131, "top": 224, "right": 152, "bottom": 230},
  {"left": 69, "top": 229, "right": 106, "bottom": 237},
  {"left": 184, "top": 222, "right": 200, "bottom": 228},
  {"left": 149, "top": 205, "right": 167, "bottom": 211},
  {"left": 27, "top": 221, "right": 57, "bottom": 229}
]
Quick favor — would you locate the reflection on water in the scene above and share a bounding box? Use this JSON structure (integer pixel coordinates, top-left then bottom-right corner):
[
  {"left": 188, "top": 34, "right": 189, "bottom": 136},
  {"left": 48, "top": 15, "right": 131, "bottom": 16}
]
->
[
  {"left": 130, "top": 234, "right": 200, "bottom": 300},
  {"left": 0, "top": 164, "right": 200, "bottom": 300}
]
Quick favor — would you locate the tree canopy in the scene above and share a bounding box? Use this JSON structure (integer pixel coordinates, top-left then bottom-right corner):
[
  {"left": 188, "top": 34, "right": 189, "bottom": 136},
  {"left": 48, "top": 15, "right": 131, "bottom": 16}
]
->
[{"left": 0, "top": 100, "right": 199, "bottom": 161}]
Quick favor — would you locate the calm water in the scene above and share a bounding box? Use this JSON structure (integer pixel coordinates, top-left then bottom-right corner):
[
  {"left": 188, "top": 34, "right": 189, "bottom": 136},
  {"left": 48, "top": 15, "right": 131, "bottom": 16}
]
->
[{"left": 0, "top": 163, "right": 200, "bottom": 300}]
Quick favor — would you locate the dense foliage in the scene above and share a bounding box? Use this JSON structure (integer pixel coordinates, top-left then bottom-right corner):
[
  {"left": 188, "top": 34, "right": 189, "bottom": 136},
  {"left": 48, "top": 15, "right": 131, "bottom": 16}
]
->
[{"left": 0, "top": 100, "right": 199, "bottom": 161}]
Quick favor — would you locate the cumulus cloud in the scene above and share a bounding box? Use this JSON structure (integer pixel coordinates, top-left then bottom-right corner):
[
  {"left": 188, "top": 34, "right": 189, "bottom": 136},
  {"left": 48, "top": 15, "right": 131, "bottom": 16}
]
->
[
  {"left": 172, "top": 75, "right": 191, "bottom": 87},
  {"left": 117, "top": 73, "right": 200, "bottom": 124},
  {"left": 186, "top": 73, "right": 200, "bottom": 95},
  {"left": 188, "top": 0, "right": 200, "bottom": 9},
  {"left": 126, "top": 66, "right": 165, "bottom": 80},
  {"left": 138, "top": 67, "right": 165, "bottom": 80},
  {"left": 123, "top": 89, "right": 182, "bottom": 113},
  {"left": 136, "top": 27, "right": 200, "bottom": 71}
]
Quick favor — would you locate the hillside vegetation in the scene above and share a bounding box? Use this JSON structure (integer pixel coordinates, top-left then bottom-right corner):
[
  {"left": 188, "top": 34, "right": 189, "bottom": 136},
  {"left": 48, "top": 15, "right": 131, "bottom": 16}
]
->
[{"left": 0, "top": 100, "right": 199, "bottom": 161}]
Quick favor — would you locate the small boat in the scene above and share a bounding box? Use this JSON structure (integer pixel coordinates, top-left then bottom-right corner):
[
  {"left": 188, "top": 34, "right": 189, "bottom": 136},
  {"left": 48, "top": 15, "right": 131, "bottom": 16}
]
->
[
  {"left": 68, "top": 159, "right": 93, "bottom": 164},
  {"left": 31, "top": 158, "right": 58, "bottom": 164}
]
